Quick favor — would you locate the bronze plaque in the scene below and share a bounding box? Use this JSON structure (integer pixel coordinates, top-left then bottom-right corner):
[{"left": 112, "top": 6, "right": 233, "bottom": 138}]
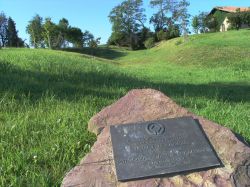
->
[{"left": 110, "top": 117, "right": 221, "bottom": 181}]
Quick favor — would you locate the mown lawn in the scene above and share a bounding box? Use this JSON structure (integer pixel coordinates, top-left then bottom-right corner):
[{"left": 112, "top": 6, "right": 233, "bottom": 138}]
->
[{"left": 0, "top": 30, "right": 249, "bottom": 186}]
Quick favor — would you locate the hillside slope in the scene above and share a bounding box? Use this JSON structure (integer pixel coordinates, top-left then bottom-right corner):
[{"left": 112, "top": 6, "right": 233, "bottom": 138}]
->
[{"left": 0, "top": 30, "right": 249, "bottom": 186}]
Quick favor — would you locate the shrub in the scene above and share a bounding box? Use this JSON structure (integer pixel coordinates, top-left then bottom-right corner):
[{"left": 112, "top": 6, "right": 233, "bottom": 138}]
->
[
  {"left": 156, "top": 30, "right": 167, "bottom": 41},
  {"left": 144, "top": 37, "right": 155, "bottom": 49}
]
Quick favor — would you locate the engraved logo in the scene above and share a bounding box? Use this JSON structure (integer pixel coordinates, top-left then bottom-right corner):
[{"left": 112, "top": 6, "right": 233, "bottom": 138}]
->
[{"left": 146, "top": 123, "right": 165, "bottom": 135}]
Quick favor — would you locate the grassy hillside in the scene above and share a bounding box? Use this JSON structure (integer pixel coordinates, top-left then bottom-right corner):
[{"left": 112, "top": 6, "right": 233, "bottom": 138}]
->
[{"left": 0, "top": 30, "right": 249, "bottom": 186}]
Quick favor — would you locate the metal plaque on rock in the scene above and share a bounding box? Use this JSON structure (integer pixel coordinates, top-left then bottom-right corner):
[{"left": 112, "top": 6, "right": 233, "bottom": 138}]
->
[{"left": 110, "top": 117, "right": 222, "bottom": 181}]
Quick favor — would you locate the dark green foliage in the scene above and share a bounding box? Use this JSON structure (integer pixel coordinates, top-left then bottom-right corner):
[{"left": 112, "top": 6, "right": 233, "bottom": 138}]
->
[
  {"left": 156, "top": 25, "right": 180, "bottom": 42},
  {"left": 137, "top": 27, "right": 154, "bottom": 48},
  {"left": 228, "top": 13, "right": 242, "bottom": 30},
  {"left": 0, "top": 12, "right": 8, "bottom": 47},
  {"left": 66, "top": 27, "right": 83, "bottom": 48},
  {"left": 168, "top": 24, "right": 181, "bottom": 38},
  {"left": 205, "top": 15, "right": 219, "bottom": 32},
  {"left": 144, "top": 37, "right": 155, "bottom": 49},
  {"left": 0, "top": 13, "right": 24, "bottom": 48},
  {"left": 57, "top": 18, "right": 70, "bottom": 48},
  {"left": 82, "top": 31, "right": 94, "bottom": 47},
  {"left": 242, "top": 11, "right": 250, "bottom": 26},
  {"left": 7, "top": 17, "right": 19, "bottom": 47},
  {"left": 228, "top": 11, "right": 250, "bottom": 30}
]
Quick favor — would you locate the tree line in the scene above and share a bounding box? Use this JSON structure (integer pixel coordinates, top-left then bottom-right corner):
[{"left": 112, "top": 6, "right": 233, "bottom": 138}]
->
[
  {"left": 0, "top": 12, "right": 100, "bottom": 49},
  {"left": 108, "top": 0, "right": 190, "bottom": 50},
  {"left": 0, "top": 12, "right": 24, "bottom": 48},
  {"left": 26, "top": 15, "right": 100, "bottom": 49}
]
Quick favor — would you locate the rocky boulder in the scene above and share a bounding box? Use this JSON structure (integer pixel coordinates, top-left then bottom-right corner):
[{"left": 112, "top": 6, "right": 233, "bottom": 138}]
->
[{"left": 62, "top": 89, "right": 250, "bottom": 187}]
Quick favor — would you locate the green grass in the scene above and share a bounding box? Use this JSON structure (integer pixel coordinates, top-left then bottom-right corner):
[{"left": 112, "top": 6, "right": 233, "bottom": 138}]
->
[{"left": 0, "top": 30, "right": 250, "bottom": 186}]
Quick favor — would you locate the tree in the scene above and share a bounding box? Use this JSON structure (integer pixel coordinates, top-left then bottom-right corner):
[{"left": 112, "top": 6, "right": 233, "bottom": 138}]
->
[
  {"left": 206, "top": 15, "right": 218, "bottom": 32},
  {"left": 109, "top": 0, "right": 146, "bottom": 49},
  {"left": 228, "top": 12, "right": 242, "bottom": 30},
  {"left": 192, "top": 16, "right": 200, "bottom": 34},
  {"left": 42, "top": 18, "right": 59, "bottom": 49},
  {"left": 67, "top": 27, "right": 83, "bottom": 48},
  {"left": 198, "top": 12, "right": 209, "bottom": 33},
  {"left": 175, "top": 0, "right": 190, "bottom": 40},
  {"left": 83, "top": 30, "right": 94, "bottom": 47},
  {"left": 88, "top": 37, "right": 101, "bottom": 48},
  {"left": 149, "top": 0, "right": 178, "bottom": 32},
  {"left": 242, "top": 11, "right": 250, "bottom": 26},
  {"left": 58, "top": 18, "right": 69, "bottom": 48},
  {"left": 0, "top": 12, "right": 8, "bottom": 47},
  {"left": 26, "top": 15, "right": 44, "bottom": 48},
  {"left": 7, "top": 17, "right": 19, "bottom": 47}
]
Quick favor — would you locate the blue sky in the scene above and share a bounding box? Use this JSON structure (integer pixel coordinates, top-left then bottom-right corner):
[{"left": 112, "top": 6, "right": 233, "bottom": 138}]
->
[{"left": 1, "top": 0, "right": 249, "bottom": 44}]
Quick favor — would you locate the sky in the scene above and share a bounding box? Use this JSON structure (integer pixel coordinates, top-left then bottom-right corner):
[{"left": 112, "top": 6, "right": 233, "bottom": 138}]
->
[{"left": 1, "top": 0, "right": 250, "bottom": 44}]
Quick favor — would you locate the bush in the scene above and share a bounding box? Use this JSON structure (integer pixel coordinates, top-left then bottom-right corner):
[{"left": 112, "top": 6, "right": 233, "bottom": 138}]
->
[
  {"left": 144, "top": 37, "right": 155, "bottom": 49},
  {"left": 156, "top": 30, "right": 167, "bottom": 41}
]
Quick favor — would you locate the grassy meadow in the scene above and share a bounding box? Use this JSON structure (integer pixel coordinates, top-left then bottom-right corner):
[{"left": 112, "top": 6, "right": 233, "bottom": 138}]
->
[{"left": 0, "top": 30, "right": 250, "bottom": 186}]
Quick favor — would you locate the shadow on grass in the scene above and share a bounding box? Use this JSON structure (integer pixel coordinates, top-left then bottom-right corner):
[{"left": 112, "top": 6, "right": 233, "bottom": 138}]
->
[
  {"left": 0, "top": 61, "right": 249, "bottom": 104},
  {"left": 62, "top": 47, "right": 127, "bottom": 60}
]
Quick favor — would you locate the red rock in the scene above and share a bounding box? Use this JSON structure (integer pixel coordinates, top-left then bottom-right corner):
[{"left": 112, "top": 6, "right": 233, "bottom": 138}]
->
[{"left": 62, "top": 89, "right": 250, "bottom": 187}]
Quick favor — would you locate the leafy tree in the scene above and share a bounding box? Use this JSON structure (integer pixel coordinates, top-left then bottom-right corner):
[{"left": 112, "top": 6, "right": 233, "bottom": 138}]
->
[
  {"left": 109, "top": 0, "right": 146, "bottom": 50},
  {"left": 0, "top": 12, "right": 8, "bottom": 47},
  {"left": 150, "top": 0, "right": 179, "bottom": 31},
  {"left": 150, "top": 0, "right": 189, "bottom": 41},
  {"left": 42, "top": 18, "right": 60, "bottom": 49},
  {"left": 7, "top": 17, "right": 19, "bottom": 47},
  {"left": 88, "top": 37, "right": 101, "bottom": 48},
  {"left": 228, "top": 12, "right": 242, "bottom": 30},
  {"left": 67, "top": 27, "right": 83, "bottom": 48},
  {"left": 192, "top": 16, "right": 200, "bottom": 34},
  {"left": 206, "top": 15, "right": 218, "bottom": 32},
  {"left": 198, "top": 12, "right": 209, "bottom": 33},
  {"left": 168, "top": 24, "right": 180, "bottom": 38},
  {"left": 108, "top": 31, "right": 126, "bottom": 46},
  {"left": 83, "top": 30, "right": 94, "bottom": 47},
  {"left": 26, "top": 14, "right": 44, "bottom": 48},
  {"left": 175, "top": 0, "right": 190, "bottom": 40},
  {"left": 58, "top": 18, "right": 69, "bottom": 48},
  {"left": 242, "top": 11, "right": 250, "bottom": 26},
  {"left": 137, "top": 27, "right": 153, "bottom": 48}
]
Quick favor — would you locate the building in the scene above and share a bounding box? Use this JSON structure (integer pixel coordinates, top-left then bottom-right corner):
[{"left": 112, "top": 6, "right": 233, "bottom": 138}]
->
[{"left": 209, "top": 6, "right": 250, "bottom": 32}]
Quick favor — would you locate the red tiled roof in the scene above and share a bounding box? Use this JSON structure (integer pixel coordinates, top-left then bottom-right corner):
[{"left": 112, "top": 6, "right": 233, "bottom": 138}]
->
[{"left": 214, "top": 6, "right": 250, "bottom": 13}]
